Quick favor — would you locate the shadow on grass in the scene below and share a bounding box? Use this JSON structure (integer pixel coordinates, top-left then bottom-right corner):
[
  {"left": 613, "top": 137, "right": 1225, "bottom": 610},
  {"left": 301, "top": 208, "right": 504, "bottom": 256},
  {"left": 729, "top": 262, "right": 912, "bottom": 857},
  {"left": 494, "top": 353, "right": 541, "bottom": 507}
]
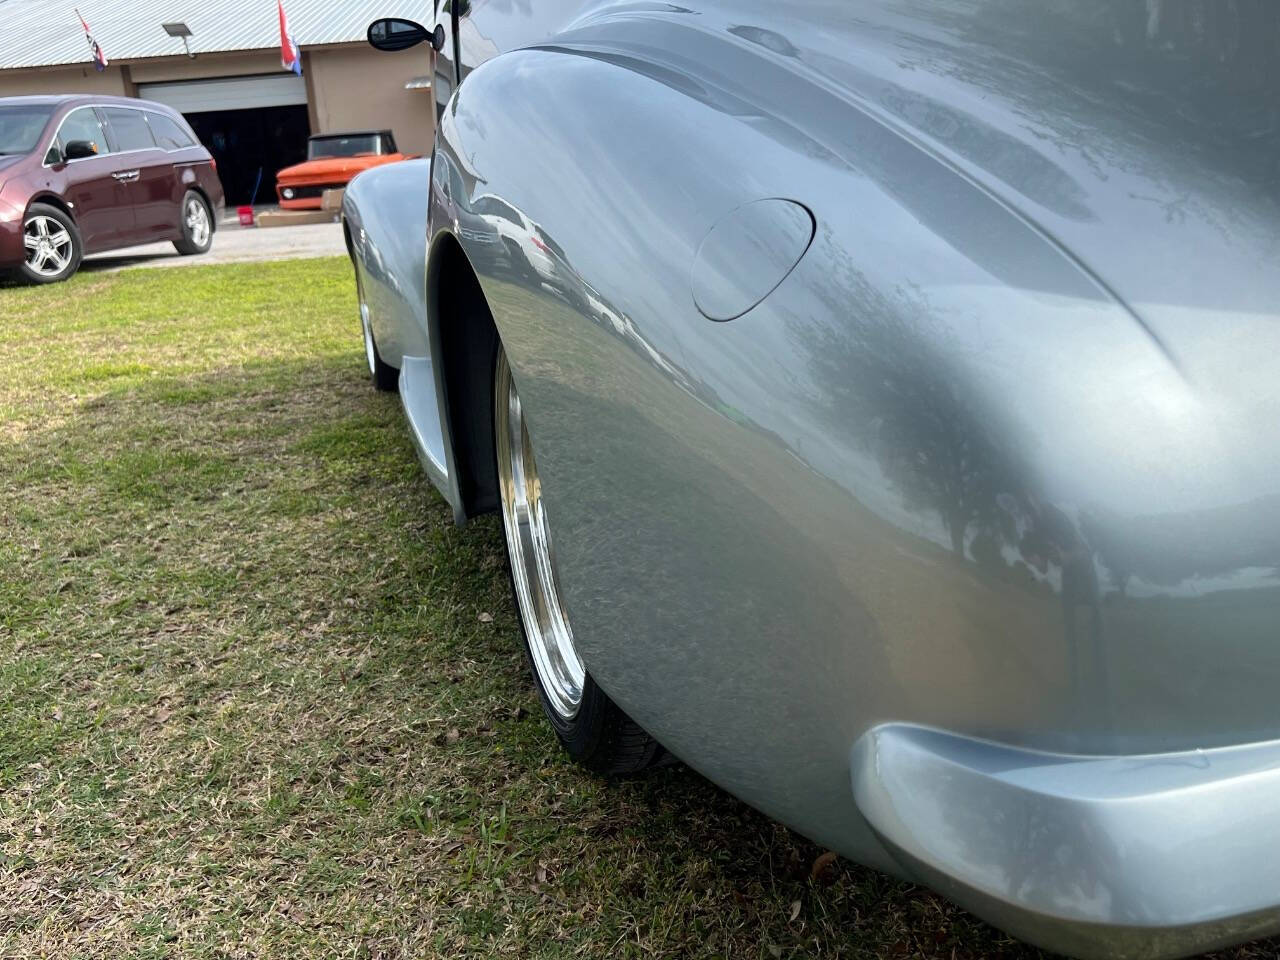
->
[
  {"left": 80, "top": 250, "right": 180, "bottom": 273},
  {"left": 0, "top": 247, "right": 192, "bottom": 289}
]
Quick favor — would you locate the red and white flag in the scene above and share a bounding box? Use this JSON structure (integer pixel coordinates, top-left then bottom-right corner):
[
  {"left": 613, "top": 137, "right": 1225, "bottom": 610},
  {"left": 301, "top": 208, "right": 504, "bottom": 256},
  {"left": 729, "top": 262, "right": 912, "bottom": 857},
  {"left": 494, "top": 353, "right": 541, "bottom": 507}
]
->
[
  {"left": 76, "top": 9, "right": 108, "bottom": 72},
  {"left": 278, "top": 0, "right": 302, "bottom": 75}
]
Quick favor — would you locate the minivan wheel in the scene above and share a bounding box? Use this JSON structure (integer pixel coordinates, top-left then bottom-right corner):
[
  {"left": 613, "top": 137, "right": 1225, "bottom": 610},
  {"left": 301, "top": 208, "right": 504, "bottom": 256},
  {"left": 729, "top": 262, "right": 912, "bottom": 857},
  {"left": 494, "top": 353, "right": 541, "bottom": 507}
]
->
[
  {"left": 18, "top": 204, "right": 82, "bottom": 284},
  {"left": 173, "top": 191, "right": 213, "bottom": 256},
  {"left": 493, "top": 344, "right": 667, "bottom": 776}
]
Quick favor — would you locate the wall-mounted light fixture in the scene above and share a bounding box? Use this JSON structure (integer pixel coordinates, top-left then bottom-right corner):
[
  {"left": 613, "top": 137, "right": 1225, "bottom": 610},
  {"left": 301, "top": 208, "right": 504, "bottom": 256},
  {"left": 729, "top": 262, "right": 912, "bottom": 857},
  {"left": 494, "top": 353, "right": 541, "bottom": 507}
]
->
[{"left": 161, "top": 22, "right": 196, "bottom": 59}]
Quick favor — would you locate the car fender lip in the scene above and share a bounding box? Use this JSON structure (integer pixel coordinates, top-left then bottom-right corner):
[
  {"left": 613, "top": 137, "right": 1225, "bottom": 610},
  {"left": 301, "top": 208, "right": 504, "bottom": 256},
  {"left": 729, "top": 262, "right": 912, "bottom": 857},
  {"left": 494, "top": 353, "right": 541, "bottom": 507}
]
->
[{"left": 851, "top": 724, "right": 1280, "bottom": 958}]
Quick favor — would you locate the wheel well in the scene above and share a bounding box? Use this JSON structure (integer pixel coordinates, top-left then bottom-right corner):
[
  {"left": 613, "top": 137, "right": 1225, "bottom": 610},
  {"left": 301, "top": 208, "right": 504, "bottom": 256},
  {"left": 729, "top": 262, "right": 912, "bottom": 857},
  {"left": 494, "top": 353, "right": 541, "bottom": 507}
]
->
[
  {"left": 428, "top": 232, "right": 501, "bottom": 519},
  {"left": 185, "top": 186, "right": 216, "bottom": 232},
  {"left": 29, "top": 193, "right": 74, "bottom": 223}
]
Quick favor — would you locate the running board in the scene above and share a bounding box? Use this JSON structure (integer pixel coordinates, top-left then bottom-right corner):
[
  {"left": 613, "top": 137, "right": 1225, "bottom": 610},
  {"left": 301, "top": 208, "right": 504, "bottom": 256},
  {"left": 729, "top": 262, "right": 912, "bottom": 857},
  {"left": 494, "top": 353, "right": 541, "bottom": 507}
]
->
[{"left": 398, "top": 354, "right": 451, "bottom": 497}]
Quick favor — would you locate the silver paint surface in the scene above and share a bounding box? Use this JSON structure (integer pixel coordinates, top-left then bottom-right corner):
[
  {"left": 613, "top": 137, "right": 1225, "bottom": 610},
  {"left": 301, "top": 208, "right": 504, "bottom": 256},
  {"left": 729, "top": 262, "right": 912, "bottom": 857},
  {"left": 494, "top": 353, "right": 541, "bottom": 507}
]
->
[
  {"left": 349, "top": 3, "right": 1280, "bottom": 956},
  {"left": 343, "top": 158, "right": 433, "bottom": 367}
]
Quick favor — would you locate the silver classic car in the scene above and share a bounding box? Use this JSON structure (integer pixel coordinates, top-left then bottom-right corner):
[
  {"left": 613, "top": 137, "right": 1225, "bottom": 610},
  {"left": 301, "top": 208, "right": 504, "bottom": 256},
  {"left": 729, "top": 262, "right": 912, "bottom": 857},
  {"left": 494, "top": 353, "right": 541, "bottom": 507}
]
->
[{"left": 344, "top": 3, "right": 1280, "bottom": 957}]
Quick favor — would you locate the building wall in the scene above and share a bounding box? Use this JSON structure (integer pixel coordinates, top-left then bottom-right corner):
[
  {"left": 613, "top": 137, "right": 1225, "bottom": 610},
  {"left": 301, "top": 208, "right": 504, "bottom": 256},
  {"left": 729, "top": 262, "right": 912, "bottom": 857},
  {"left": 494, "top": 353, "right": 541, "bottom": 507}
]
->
[
  {"left": 0, "top": 64, "right": 126, "bottom": 97},
  {"left": 129, "top": 51, "right": 282, "bottom": 85},
  {"left": 0, "top": 44, "right": 436, "bottom": 160},
  {"left": 0, "top": 51, "right": 299, "bottom": 99},
  {"left": 307, "top": 45, "right": 435, "bottom": 155}
]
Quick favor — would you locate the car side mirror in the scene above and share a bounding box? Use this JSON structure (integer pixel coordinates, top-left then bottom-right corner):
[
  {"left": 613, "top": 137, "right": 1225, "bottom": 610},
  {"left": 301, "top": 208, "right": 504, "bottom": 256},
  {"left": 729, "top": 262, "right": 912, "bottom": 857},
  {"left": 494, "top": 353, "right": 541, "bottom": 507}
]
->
[
  {"left": 63, "top": 140, "right": 98, "bottom": 160},
  {"left": 367, "top": 18, "right": 442, "bottom": 52}
]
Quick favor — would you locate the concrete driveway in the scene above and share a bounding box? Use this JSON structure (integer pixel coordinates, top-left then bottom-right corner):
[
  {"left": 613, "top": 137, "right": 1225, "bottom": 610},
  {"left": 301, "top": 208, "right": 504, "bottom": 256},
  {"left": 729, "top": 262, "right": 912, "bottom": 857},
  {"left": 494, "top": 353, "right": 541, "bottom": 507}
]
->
[{"left": 83, "top": 216, "right": 347, "bottom": 272}]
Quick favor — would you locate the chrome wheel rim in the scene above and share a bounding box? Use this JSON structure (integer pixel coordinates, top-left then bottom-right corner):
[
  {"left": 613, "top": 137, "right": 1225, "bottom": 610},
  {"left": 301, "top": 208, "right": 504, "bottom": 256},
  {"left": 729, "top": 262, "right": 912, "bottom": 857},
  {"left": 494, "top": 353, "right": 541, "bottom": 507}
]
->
[
  {"left": 185, "top": 198, "right": 210, "bottom": 248},
  {"left": 23, "top": 215, "right": 73, "bottom": 277},
  {"left": 360, "top": 301, "right": 377, "bottom": 375},
  {"left": 495, "top": 348, "right": 585, "bottom": 719}
]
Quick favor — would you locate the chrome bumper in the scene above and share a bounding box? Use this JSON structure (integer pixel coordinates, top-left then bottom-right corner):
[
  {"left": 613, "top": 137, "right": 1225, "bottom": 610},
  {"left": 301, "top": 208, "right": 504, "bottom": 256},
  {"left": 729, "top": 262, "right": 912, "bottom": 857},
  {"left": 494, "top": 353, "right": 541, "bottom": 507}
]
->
[{"left": 852, "top": 725, "right": 1280, "bottom": 959}]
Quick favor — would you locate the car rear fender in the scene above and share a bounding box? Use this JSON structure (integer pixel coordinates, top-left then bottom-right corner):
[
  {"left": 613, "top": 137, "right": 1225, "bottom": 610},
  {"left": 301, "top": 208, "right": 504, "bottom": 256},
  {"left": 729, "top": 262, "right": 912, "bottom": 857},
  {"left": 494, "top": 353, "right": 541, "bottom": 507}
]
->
[
  {"left": 394, "top": 11, "right": 1280, "bottom": 959},
  {"left": 421, "top": 31, "right": 1264, "bottom": 931}
]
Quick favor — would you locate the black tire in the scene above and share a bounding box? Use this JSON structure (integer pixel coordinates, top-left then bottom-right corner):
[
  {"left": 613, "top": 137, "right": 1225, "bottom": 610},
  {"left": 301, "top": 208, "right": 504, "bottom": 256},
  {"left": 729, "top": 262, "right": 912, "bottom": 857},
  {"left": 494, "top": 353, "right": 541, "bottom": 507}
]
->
[
  {"left": 535, "top": 670, "right": 669, "bottom": 776},
  {"left": 366, "top": 322, "right": 399, "bottom": 392},
  {"left": 492, "top": 344, "right": 666, "bottom": 776},
  {"left": 17, "top": 203, "right": 82, "bottom": 285},
  {"left": 173, "top": 190, "right": 213, "bottom": 256}
]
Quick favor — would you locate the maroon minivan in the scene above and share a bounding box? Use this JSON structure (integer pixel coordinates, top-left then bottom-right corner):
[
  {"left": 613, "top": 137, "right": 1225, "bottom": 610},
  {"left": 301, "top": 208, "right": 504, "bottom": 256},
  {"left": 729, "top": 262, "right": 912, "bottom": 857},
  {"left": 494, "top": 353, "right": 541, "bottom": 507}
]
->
[{"left": 0, "top": 95, "right": 225, "bottom": 284}]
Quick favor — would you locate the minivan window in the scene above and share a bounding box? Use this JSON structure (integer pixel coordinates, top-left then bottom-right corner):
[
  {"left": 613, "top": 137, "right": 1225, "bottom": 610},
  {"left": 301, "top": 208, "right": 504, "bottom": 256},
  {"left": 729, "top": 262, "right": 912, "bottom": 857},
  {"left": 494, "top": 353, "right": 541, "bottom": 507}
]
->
[
  {"left": 0, "top": 103, "right": 54, "bottom": 155},
  {"left": 146, "top": 112, "right": 195, "bottom": 150},
  {"left": 103, "top": 107, "right": 156, "bottom": 152},
  {"left": 56, "top": 107, "right": 111, "bottom": 157}
]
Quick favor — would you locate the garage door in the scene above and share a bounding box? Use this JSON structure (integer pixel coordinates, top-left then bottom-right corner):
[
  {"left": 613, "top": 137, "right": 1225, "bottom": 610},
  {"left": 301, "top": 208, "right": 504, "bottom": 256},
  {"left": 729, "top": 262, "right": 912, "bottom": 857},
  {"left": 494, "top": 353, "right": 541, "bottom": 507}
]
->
[{"left": 137, "top": 74, "right": 307, "bottom": 114}]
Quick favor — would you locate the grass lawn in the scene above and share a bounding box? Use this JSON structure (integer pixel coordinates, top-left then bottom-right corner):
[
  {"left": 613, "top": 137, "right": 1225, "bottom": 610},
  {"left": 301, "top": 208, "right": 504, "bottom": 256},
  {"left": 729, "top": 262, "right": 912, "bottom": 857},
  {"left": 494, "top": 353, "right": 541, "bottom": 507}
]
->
[{"left": 0, "top": 258, "right": 1263, "bottom": 959}]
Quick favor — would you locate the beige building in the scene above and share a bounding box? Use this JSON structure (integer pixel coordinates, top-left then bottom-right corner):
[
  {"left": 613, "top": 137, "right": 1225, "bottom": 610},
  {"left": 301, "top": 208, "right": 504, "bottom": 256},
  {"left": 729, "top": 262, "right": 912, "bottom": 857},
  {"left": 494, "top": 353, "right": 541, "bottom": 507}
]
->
[{"left": 0, "top": 0, "right": 437, "bottom": 205}]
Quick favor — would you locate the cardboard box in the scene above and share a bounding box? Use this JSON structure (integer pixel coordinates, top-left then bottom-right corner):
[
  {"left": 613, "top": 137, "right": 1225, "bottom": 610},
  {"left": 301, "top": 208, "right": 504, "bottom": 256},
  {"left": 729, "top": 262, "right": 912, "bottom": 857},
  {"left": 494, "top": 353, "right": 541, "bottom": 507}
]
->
[
  {"left": 255, "top": 210, "right": 341, "bottom": 229},
  {"left": 321, "top": 188, "right": 346, "bottom": 212}
]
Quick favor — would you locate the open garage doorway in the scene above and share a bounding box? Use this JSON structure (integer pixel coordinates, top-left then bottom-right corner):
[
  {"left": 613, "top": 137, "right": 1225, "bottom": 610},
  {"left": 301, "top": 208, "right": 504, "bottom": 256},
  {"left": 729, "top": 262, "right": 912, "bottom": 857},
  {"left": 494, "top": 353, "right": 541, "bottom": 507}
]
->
[
  {"left": 184, "top": 106, "right": 309, "bottom": 206},
  {"left": 138, "top": 75, "right": 311, "bottom": 207}
]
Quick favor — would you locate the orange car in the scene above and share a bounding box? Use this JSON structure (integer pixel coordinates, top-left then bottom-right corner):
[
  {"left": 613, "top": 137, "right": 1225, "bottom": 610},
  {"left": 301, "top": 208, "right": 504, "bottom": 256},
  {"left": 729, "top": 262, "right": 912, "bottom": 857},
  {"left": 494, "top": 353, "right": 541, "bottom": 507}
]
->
[{"left": 275, "top": 130, "right": 412, "bottom": 209}]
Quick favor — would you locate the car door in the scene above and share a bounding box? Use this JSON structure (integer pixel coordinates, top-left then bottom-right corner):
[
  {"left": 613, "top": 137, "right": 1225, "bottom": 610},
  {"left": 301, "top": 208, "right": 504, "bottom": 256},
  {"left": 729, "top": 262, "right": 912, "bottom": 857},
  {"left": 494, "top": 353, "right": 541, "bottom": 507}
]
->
[
  {"left": 49, "top": 106, "right": 133, "bottom": 250},
  {"left": 101, "top": 106, "right": 176, "bottom": 243}
]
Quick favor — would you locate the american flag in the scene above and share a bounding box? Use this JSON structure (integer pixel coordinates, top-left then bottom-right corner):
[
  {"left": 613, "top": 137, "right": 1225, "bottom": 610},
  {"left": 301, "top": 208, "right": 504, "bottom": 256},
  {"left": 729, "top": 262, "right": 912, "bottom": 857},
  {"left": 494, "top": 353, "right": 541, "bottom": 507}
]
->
[{"left": 76, "top": 8, "right": 108, "bottom": 72}]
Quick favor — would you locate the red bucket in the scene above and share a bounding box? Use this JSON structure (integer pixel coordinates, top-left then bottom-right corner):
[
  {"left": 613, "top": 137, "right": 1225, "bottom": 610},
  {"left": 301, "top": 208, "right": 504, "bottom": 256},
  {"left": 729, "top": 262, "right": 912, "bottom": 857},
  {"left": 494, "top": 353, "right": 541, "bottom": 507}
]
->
[{"left": 237, "top": 205, "right": 255, "bottom": 227}]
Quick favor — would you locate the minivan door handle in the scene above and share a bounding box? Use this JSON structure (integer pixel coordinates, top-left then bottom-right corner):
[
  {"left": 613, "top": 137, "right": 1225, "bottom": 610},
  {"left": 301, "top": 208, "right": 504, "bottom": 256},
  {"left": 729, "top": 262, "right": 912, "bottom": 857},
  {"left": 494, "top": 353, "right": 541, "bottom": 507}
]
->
[{"left": 112, "top": 170, "right": 140, "bottom": 181}]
